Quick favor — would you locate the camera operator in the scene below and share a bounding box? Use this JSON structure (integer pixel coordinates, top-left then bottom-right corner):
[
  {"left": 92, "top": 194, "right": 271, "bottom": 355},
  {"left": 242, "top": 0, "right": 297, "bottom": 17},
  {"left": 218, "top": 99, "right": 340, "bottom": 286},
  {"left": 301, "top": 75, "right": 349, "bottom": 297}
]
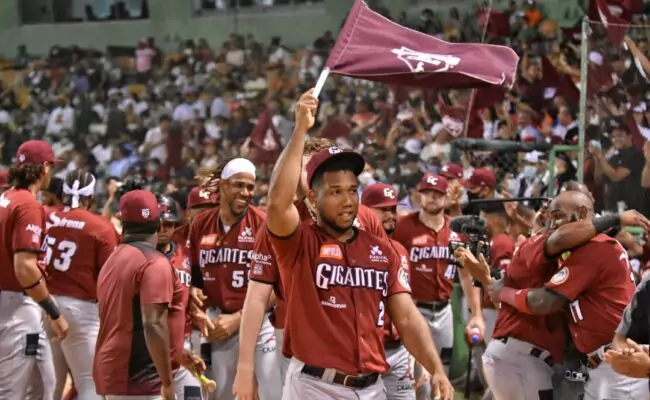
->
[{"left": 461, "top": 168, "right": 500, "bottom": 216}]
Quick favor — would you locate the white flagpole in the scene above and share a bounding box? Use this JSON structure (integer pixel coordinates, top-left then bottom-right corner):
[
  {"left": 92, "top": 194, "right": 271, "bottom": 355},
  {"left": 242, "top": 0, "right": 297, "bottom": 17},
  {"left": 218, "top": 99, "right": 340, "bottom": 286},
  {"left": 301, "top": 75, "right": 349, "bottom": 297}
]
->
[{"left": 312, "top": 67, "right": 331, "bottom": 98}]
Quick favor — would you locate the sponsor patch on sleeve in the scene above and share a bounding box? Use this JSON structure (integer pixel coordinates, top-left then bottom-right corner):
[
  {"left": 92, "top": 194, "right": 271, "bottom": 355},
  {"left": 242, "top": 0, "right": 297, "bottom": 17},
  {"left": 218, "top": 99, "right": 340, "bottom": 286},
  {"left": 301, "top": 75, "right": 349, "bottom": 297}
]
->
[
  {"left": 398, "top": 266, "right": 411, "bottom": 291},
  {"left": 549, "top": 267, "right": 569, "bottom": 285}
]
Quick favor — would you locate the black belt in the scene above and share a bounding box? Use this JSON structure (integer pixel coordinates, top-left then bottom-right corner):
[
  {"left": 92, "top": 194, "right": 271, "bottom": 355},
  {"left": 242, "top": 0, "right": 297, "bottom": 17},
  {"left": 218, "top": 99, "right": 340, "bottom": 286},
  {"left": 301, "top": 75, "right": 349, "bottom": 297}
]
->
[
  {"left": 496, "top": 337, "right": 553, "bottom": 367},
  {"left": 586, "top": 344, "right": 612, "bottom": 368},
  {"left": 415, "top": 300, "right": 449, "bottom": 312},
  {"left": 384, "top": 340, "right": 402, "bottom": 350},
  {"left": 301, "top": 365, "right": 379, "bottom": 389}
]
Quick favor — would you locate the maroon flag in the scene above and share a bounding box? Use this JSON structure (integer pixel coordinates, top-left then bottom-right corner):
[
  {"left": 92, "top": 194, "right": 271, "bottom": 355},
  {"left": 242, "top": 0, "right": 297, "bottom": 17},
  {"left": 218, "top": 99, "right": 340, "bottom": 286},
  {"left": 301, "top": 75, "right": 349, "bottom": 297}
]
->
[
  {"left": 594, "top": 0, "right": 631, "bottom": 47},
  {"left": 325, "top": 0, "right": 519, "bottom": 89},
  {"left": 438, "top": 99, "right": 483, "bottom": 139},
  {"left": 320, "top": 119, "right": 351, "bottom": 141},
  {"left": 248, "top": 110, "right": 282, "bottom": 163},
  {"left": 540, "top": 56, "right": 579, "bottom": 105}
]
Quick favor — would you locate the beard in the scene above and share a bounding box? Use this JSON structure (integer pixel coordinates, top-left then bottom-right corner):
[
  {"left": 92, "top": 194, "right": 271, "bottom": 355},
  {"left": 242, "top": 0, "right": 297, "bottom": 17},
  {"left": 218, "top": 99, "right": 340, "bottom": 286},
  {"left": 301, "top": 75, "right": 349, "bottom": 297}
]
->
[
  {"left": 423, "top": 204, "right": 444, "bottom": 215},
  {"left": 320, "top": 211, "right": 356, "bottom": 234}
]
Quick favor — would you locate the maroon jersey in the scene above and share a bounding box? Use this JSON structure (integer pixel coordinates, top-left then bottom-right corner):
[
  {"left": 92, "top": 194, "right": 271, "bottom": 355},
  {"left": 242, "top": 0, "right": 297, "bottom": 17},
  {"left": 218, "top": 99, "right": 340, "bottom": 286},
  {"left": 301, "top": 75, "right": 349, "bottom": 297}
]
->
[
  {"left": 94, "top": 242, "right": 184, "bottom": 396},
  {"left": 269, "top": 221, "right": 411, "bottom": 375},
  {"left": 43, "top": 207, "right": 119, "bottom": 301},
  {"left": 392, "top": 213, "right": 455, "bottom": 302},
  {"left": 188, "top": 206, "right": 266, "bottom": 312},
  {"left": 0, "top": 188, "right": 46, "bottom": 292},
  {"left": 483, "top": 232, "right": 515, "bottom": 309},
  {"left": 164, "top": 240, "right": 192, "bottom": 337},
  {"left": 383, "top": 239, "right": 410, "bottom": 343},
  {"left": 545, "top": 234, "right": 636, "bottom": 354},
  {"left": 492, "top": 232, "right": 566, "bottom": 363}
]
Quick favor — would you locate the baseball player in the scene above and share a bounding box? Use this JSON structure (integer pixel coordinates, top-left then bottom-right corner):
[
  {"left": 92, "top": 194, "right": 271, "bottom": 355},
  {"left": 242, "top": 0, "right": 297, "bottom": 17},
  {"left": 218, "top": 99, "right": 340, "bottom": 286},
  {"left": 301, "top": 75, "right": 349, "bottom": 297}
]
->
[
  {"left": 156, "top": 193, "right": 207, "bottom": 399},
  {"left": 94, "top": 190, "right": 192, "bottom": 399},
  {"left": 174, "top": 187, "right": 219, "bottom": 241},
  {"left": 188, "top": 157, "right": 281, "bottom": 400},
  {"left": 234, "top": 138, "right": 388, "bottom": 399},
  {"left": 42, "top": 176, "right": 64, "bottom": 212},
  {"left": 41, "top": 170, "right": 119, "bottom": 399},
  {"left": 263, "top": 89, "right": 453, "bottom": 400},
  {"left": 486, "top": 191, "right": 647, "bottom": 398},
  {"left": 0, "top": 140, "right": 68, "bottom": 399},
  {"left": 361, "top": 182, "right": 418, "bottom": 400},
  {"left": 392, "top": 173, "right": 484, "bottom": 399}
]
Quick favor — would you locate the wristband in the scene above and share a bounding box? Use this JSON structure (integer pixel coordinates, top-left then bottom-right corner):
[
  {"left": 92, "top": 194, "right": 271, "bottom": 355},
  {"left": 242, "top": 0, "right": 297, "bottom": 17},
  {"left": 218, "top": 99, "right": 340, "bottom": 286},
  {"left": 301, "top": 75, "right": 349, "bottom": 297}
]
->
[
  {"left": 22, "top": 276, "right": 44, "bottom": 291},
  {"left": 593, "top": 214, "right": 620, "bottom": 235},
  {"left": 38, "top": 296, "right": 61, "bottom": 320},
  {"left": 499, "top": 287, "right": 533, "bottom": 314},
  {"left": 191, "top": 265, "right": 204, "bottom": 289}
]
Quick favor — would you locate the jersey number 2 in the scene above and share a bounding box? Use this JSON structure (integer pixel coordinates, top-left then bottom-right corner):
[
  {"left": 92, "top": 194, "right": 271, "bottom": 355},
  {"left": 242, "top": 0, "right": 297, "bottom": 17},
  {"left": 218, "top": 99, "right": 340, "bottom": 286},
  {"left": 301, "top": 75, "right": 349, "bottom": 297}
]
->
[
  {"left": 377, "top": 300, "right": 385, "bottom": 327},
  {"left": 42, "top": 236, "right": 78, "bottom": 272}
]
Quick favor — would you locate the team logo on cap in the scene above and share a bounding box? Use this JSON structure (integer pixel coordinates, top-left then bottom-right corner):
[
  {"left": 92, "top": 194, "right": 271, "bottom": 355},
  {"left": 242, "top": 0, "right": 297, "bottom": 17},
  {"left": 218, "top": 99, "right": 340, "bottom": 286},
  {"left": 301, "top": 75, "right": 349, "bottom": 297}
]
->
[
  {"left": 18, "top": 154, "right": 25, "bottom": 163},
  {"left": 328, "top": 147, "right": 343, "bottom": 155},
  {"left": 426, "top": 176, "right": 438, "bottom": 186},
  {"left": 142, "top": 208, "right": 150, "bottom": 218},
  {"left": 383, "top": 188, "right": 396, "bottom": 199},
  {"left": 198, "top": 190, "right": 211, "bottom": 199}
]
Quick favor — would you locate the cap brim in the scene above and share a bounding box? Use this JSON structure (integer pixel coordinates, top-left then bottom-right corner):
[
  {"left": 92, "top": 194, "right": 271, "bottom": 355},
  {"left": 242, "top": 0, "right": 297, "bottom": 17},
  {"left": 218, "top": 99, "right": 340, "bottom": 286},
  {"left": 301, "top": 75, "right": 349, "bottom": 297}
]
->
[
  {"left": 366, "top": 200, "right": 399, "bottom": 209},
  {"left": 439, "top": 172, "right": 456, "bottom": 179},
  {"left": 418, "top": 187, "right": 447, "bottom": 194},
  {"left": 460, "top": 179, "right": 479, "bottom": 190}
]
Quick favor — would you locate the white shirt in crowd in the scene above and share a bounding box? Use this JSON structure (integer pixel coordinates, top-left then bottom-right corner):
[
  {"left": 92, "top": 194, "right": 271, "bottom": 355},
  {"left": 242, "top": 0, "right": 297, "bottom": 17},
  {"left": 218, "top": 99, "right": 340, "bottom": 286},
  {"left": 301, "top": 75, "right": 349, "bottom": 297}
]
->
[
  {"left": 210, "top": 97, "right": 229, "bottom": 119},
  {"left": 552, "top": 120, "right": 578, "bottom": 141},
  {"left": 226, "top": 49, "right": 246, "bottom": 67},
  {"left": 140, "top": 126, "right": 168, "bottom": 164},
  {"left": 172, "top": 101, "right": 206, "bottom": 121},
  {"left": 46, "top": 105, "right": 75, "bottom": 134},
  {"left": 269, "top": 47, "right": 290, "bottom": 65}
]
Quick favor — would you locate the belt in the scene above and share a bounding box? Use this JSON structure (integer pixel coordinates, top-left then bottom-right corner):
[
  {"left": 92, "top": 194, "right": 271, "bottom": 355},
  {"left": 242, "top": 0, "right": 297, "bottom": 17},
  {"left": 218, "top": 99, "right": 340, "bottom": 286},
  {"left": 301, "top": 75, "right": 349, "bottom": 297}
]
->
[
  {"left": 415, "top": 300, "right": 449, "bottom": 312},
  {"left": 384, "top": 340, "right": 402, "bottom": 350},
  {"left": 301, "top": 364, "right": 379, "bottom": 389},
  {"left": 495, "top": 337, "right": 553, "bottom": 367},
  {"left": 586, "top": 344, "right": 612, "bottom": 368}
]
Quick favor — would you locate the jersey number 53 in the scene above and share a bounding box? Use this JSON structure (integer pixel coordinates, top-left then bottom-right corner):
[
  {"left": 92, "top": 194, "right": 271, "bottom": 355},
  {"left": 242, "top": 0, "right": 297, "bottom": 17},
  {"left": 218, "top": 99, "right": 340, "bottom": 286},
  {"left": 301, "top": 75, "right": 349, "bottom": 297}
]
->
[{"left": 42, "top": 235, "right": 78, "bottom": 272}]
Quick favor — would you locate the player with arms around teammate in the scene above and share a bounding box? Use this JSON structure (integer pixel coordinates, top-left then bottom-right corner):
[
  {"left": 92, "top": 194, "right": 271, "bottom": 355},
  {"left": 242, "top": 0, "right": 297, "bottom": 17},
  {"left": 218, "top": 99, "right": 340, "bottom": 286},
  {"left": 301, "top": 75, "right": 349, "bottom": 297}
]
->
[
  {"left": 0, "top": 140, "right": 68, "bottom": 399},
  {"left": 188, "top": 157, "right": 281, "bottom": 400},
  {"left": 94, "top": 190, "right": 185, "bottom": 399},
  {"left": 42, "top": 170, "right": 118, "bottom": 399},
  {"left": 361, "top": 183, "right": 419, "bottom": 400},
  {"left": 488, "top": 191, "right": 646, "bottom": 398},
  {"left": 234, "top": 137, "right": 389, "bottom": 400},
  {"left": 265, "top": 89, "right": 453, "bottom": 400}
]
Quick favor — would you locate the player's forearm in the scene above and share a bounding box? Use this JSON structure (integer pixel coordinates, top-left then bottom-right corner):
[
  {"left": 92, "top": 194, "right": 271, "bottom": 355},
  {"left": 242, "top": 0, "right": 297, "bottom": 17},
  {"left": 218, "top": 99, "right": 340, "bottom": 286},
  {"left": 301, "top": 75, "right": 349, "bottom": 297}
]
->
[
  {"left": 143, "top": 318, "right": 173, "bottom": 387},
  {"left": 267, "top": 126, "right": 308, "bottom": 214},
  {"left": 545, "top": 214, "right": 620, "bottom": 258},
  {"left": 458, "top": 269, "right": 482, "bottom": 318},
  {"left": 499, "top": 287, "right": 563, "bottom": 315},
  {"left": 14, "top": 254, "right": 50, "bottom": 302},
  {"left": 399, "top": 312, "right": 445, "bottom": 375},
  {"left": 237, "top": 295, "right": 269, "bottom": 370}
]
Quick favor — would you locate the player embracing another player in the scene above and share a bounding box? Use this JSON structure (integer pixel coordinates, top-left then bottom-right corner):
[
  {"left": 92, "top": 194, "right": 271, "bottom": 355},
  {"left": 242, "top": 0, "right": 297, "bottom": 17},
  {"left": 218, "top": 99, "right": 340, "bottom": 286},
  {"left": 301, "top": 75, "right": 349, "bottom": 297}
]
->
[
  {"left": 188, "top": 157, "right": 281, "bottom": 400},
  {"left": 0, "top": 140, "right": 68, "bottom": 399},
  {"left": 41, "top": 169, "right": 118, "bottom": 399},
  {"left": 260, "top": 88, "right": 453, "bottom": 400}
]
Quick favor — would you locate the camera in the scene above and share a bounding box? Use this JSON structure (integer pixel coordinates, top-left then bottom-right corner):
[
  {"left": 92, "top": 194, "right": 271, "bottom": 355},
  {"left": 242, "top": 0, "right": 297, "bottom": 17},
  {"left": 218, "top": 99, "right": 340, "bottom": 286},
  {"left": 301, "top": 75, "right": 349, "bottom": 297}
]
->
[{"left": 449, "top": 215, "right": 501, "bottom": 286}]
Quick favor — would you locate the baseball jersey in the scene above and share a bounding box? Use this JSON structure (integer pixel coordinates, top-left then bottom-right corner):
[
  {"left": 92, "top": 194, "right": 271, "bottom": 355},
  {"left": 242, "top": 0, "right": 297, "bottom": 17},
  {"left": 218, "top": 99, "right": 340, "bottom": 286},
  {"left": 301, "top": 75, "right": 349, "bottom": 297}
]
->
[
  {"left": 392, "top": 213, "right": 455, "bottom": 302},
  {"left": 492, "top": 231, "right": 566, "bottom": 363},
  {"left": 0, "top": 188, "right": 46, "bottom": 292},
  {"left": 188, "top": 205, "right": 266, "bottom": 312},
  {"left": 163, "top": 240, "right": 193, "bottom": 337},
  {"left": 383, "top": 239, "right": 410, "bottom": 343},
  {"left": 94, "top": 241, "right": 185, "bottom": 396},
  {"left": 483, "top": 232, "right": 515, "bottom": 309},
  {"left": 545, "top": 234, "right": 636, "bottom": 354},
  {"left": 43, "top": 207, "right": 119, "bottom": 301},
  {"left": 269, "top": 221, "right": 411, "bottom": 375}
]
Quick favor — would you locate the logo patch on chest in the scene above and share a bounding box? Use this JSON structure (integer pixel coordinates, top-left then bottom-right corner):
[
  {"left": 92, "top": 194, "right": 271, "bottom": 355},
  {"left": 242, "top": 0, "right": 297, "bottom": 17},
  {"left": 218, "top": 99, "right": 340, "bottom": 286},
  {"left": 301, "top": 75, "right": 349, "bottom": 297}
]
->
[{"left": 319, "top": 244, "right": 343, "bottom": 260}]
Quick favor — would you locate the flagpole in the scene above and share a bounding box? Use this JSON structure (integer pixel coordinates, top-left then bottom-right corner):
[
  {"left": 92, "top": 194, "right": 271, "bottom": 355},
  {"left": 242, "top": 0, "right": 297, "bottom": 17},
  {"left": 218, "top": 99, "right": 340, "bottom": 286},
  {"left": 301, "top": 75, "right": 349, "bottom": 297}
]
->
[
  {"left": 313, "top": 67, "right": 331, "bottom": 98},
  {"left": 577, "top": 16, "right": 588, "bottom": 183}
]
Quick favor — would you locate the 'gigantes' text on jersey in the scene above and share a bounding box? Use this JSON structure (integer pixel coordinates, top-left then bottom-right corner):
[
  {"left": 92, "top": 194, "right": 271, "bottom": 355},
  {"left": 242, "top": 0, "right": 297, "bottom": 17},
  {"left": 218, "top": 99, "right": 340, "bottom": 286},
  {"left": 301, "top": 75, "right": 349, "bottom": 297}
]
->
[
  {"left": 392, "top": 213, "right": 455, "bottom": 302},
  {"left": 188, "top": 205, "right": 266, "bottom": 312},
  {"left": 268, "top": 221, "right": 411, "bottom": 375}
]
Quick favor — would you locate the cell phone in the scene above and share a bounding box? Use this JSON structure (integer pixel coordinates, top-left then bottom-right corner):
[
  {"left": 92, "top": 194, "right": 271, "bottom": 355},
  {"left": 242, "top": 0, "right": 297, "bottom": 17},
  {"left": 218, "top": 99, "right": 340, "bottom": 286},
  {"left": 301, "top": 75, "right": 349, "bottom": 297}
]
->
[{"left": 589, "top": 140, "right": 602, "bottom": 149}]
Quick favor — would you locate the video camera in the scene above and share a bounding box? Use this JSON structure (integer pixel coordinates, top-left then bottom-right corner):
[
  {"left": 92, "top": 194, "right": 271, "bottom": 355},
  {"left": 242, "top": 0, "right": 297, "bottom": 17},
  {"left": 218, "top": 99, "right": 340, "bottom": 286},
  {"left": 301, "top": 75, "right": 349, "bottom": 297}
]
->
[{"left": 449, "top": 215, "right": 491, "bottom": 262}]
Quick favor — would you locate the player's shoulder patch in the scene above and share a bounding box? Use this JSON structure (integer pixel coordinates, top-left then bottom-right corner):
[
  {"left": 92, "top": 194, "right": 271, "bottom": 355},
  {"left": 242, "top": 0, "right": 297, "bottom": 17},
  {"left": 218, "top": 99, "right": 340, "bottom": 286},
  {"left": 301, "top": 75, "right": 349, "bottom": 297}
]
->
[
  {"left": 398, "top": 265, "right": 411, "bottom": 291},
  {"left": 550, "top": 266, "right": 569, "bottom": 285}
]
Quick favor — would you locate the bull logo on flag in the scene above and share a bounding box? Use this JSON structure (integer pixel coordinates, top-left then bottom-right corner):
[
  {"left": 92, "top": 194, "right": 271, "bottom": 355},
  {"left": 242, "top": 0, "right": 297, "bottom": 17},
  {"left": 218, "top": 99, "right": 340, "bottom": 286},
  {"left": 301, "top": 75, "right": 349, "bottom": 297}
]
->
[{"left": 391, "top": 47, "right": 461, "bottom": 74}]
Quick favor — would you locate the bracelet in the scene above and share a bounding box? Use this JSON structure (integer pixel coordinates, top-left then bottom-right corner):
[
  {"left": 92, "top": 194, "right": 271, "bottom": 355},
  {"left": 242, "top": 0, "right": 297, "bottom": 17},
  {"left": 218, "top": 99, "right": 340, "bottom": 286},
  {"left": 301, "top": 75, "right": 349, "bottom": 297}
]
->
[
  {"left": 22, "top": 276, "right": 44, "bottom": 291},
  {"left": 38, "top": 296, "right": 61, "bottom": 320},
  {"left": 593, "top": 214, "right": 620, "bottom": 235}
]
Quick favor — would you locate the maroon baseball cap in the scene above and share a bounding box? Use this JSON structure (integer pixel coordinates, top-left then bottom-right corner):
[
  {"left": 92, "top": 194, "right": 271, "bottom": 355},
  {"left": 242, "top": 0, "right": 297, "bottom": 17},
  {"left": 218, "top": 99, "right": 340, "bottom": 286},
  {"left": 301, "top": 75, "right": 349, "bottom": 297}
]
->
[
  {"left": 306, "top": 146, "right": 365, "bottom": 188},
  {"left": 418, "top": 173, "right": 449, "bottom": 193},
  {"left": 361, "top": 183, "right": 399, "bottom": 208},
  {"left": 187, "top": 187, "right": 219, "bottom": 209},
  {"left": 16, "top": 140, "right": 61, "bottom": 166},
  {"left": 439, "top": 163, "right": 463, "bottom": 180},
  {"left": 118, "top": 190, "right": 160, "bottom": 223},
  {"left": 462, "top": 168, "right": 496, "bottom": 190}
]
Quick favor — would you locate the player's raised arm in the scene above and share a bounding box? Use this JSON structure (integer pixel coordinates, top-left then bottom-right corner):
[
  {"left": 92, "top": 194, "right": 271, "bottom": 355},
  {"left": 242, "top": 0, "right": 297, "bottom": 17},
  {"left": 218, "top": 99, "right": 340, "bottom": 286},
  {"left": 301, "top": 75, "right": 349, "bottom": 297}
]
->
[{"left": 266, "top": 89, "right": 318, "bottom": 237}]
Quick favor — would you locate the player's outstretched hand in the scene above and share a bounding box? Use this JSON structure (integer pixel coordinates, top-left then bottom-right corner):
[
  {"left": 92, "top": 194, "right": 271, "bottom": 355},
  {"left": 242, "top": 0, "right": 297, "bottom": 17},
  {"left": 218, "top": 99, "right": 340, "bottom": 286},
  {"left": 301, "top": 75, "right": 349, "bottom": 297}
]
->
[
  {"left": 620, "top": 210, "right": 650, "bottom": 233},
  {"left": 430, "top": 372, "right": 454, "bottom": 400},
  {"left": 208, "top": 313, "right": 241, "bottom": 341},
  {"left": 604, "top": 340, "right": 650, "bottom": 379},
  {"left": 233, "top": 367, "right": 259, "bottom": 400},
  {"left": 50, "top": 315, "right": 69, "bottom": 341},
  {"left": 191, "top": 309, "right": 215, "bottom": 338},
  {"left": 453, "top": 247, "right": 490, "bottom": 286},
  {"left": 465, "top": 315, "right": 486, "bottom": 345},
  {"left": 190, "top": 287, "right": 207, "bottom": 309},
  {"left": 294, "top": 89, "right": 318, "bottom": 133}
]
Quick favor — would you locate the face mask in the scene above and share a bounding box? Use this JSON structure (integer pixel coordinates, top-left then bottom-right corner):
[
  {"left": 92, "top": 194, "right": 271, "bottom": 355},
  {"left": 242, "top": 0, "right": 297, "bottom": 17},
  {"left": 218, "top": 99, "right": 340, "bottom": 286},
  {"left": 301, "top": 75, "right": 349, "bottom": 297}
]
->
[
  {"left": 523, "top": 165, "right": 536, "bottom": 179},
  {"left": 467, "top": 192, "right": 480, "bottom": 200},
  {"left": 359, "top": 171, "right": 373, "bottom": 186}
]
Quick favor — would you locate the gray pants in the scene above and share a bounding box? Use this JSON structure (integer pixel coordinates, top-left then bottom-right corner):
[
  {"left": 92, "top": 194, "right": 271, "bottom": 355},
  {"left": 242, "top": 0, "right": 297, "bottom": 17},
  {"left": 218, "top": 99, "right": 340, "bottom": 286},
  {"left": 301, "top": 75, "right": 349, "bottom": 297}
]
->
[
  {"left": 47, "top": 295, "right": 102, "bottom": 400},
  {"left": 474, "top": 308, "right": 497, "bottom": 400},
  {"left": 482, "top": 337, "right": 554, "bottom": 400},
  {"left": 105, "top": 396, "right": 161, "bottom": 400},
  {"left": 414, "top": 303, "right": 454, "bottom": 400},
  {"left": 0, "top": 291, "right": 55, "bottom": 400},
  {"left": 206, "top": 309, "right": 281, "bottom": 400},
  {"left": 275, "top": 328, "right": 291, "bottom": 385},
  {"left": 384, "top": 343, "right": 415, "bottom": 400},
  {"left": 282, "top": 357, "right": 387, "bottom": 400},
  {"left": 583, "top": 346, "right": 648, "bottom": 400},
  {"left": 174, "top": 366, "right": 203, "bottom": 399}
]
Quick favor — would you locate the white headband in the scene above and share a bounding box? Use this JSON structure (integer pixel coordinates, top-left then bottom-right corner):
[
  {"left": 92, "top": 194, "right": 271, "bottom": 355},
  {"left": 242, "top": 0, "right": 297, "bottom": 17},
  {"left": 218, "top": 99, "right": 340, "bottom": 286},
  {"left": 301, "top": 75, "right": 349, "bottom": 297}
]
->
[
  {"left": 63, "top": 176, "right": 96, "bottom": 208},
  {"left": 220, "top": 158, "right": 256, "bottom": 180}
]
